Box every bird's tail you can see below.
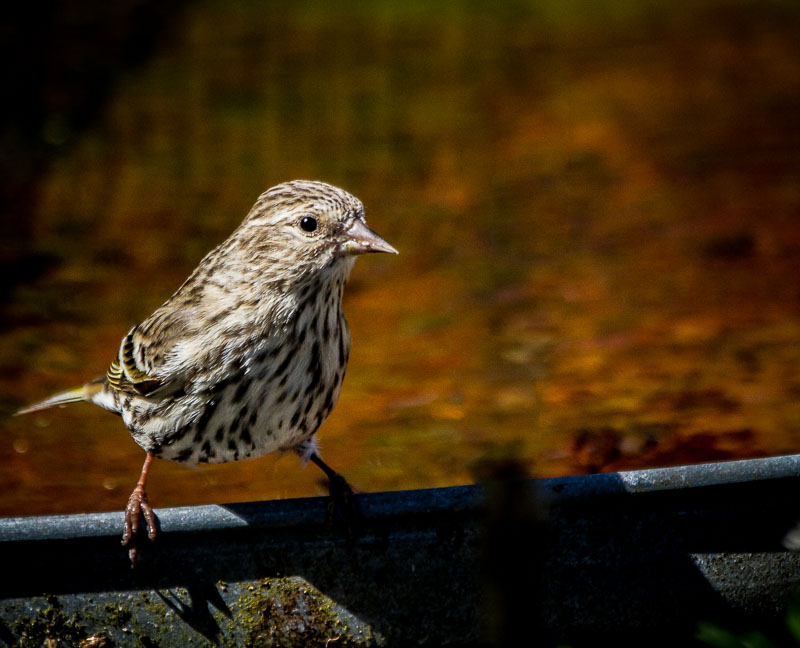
[16,381,105,415]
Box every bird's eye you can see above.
[299,216,318,233]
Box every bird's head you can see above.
[235,180,397,288]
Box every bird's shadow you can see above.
[156,580,232,645]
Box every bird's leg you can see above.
[121,452,159,567]
[309,452,359,537]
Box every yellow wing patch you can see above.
[107,330,163,396]
[121,332,153,384]
[106,360,124,391]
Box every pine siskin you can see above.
[18,180,397,566]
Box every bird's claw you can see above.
[122,485,158,567]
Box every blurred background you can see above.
[1,0,799,517]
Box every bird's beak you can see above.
[340,219,398,256]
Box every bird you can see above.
[17,180,398,566]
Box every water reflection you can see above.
[2,0,800,516]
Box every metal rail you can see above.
[2,454,800,646]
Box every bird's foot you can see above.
[308,453,361,539]
[121,485,159,567]
[325,471,360,539]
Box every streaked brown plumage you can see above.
[18,180,397,565]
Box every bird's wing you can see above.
[106,326,186,398]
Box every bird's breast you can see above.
[134,299,351,465]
